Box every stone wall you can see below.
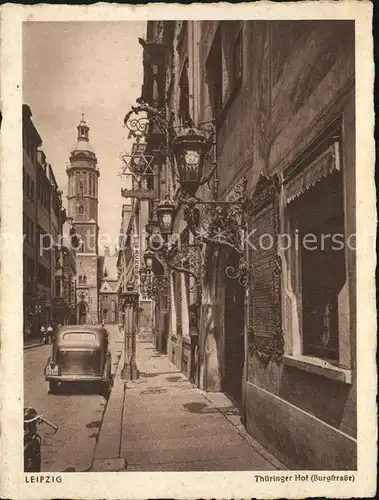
[196,20,356,465]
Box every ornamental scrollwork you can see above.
[248,330,284,365]
[144,275,170,308]
[247,173,285,365]
[225,258,254,288]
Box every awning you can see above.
[283,142,340,205]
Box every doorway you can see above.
[78,301,87,325]
[223,253,245,404]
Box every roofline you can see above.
[22,104,42,146]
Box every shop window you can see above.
[287,167,345,362]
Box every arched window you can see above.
[78,275,82,284]
[77,204,84,215]
[83,275,87,284]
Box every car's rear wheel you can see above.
[100,368,113,397]
[49,380,58,394]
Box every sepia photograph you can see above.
[0,3,376,499]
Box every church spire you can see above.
[77,112,89,142]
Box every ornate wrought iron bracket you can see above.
[142,274,170,303]
[180,176,248,257]
[156,242,202,283]
[225,259,254,288]
[124,103,169,137]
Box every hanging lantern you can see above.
[146,215,165,252]
[145,222,152,237]
[157,196,176,236]
[172,127,210,195]
[143,248,155,270]
[139,266,147,284]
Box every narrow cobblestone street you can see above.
[24,325,122,472]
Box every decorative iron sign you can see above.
[119,139,155,184]
[121,188,156,200]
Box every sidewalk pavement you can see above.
[24,337,43,349]
[92,335,286,472]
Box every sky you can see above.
[23,21,145,254]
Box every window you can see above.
[37,176,50,212]
[288,170,345,362]
[26,174,30,199]
[24,217,35,246]
[29,219,34,245]
[83,275,87,284]
[179,59,191,126]
[206,23,243,121]
[55,277,61,297]
[206,28,223,120]
[38,263,51,287]
[27,257,35,294]
[232,28,243,90]
[103,295,108,302]
[37,225,51,258]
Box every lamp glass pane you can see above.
[161,213,172,232]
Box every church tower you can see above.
[67,115,100,324]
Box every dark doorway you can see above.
[223,253,245,404]
[78,301,87,325]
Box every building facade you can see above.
[131,20,356,469]
[99,246,119,324]
[52,227,77,326]
[66,116,100,324]
[23,105,67,335]
[116,199,153,335]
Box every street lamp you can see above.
[123,103,253,287]
[156,196,175,236]
[172,127,211,195]
[143,248,155,270]
[139,265,147,284]
[120,280,139,381]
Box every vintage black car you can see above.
[44,325,113,395]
